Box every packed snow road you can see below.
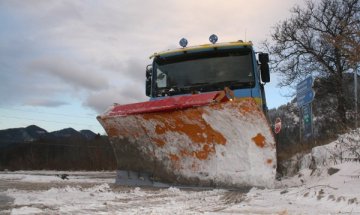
[0,171,245,214]
[2,130,360,214]
[0,165,359,215]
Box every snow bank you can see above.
[311,129,360,168]
[0,171,115,184]
[282,129,360,176]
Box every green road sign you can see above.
[302,103,313,139]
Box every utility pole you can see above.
[355,66,358,129]
[299,108,302,143]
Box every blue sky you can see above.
[0,0,300,133]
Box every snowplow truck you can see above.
[97,37,276,188]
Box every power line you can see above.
[0,107,96,119]
[25,143,107,148]
[0,115,98,127]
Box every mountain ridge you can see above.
[0,125,98,148]
[0,125,115,171]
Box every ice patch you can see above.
[167,187,181,193]
[86,183,111,193]
[132,187,146,196]
[11,206,43,215]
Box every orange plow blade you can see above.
[97,92,276,188]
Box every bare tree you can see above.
[267,0,360,125]
[330,32,360,67]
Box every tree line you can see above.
[266,0,360,128]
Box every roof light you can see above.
[179,38,188,48]
[209,34,218,44]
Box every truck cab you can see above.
[146,38,270,112]
[98,36,276,188]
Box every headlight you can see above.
[179,38,188,48]
[209,34,218,44]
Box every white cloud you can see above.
[0,0,301,112]
[29,57,109,91]
[24,99,68,107]
[85,83,147,113]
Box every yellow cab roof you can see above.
[150,41,253,59]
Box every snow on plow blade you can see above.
[97,91,276,188]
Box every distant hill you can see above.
[51,127,81,137]
[0,125,98,148]
[80,129,97,140]
[0,125,48,149]
[0,125,115,171]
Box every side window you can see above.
[156,68,167,88]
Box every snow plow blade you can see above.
[97,91,276,188]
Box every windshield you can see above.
[154,49,254,96]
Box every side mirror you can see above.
[258,53,270,83]
[145,65,152,97]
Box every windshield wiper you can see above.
[177,82,212,92]
[213,80,254,89]
[158,80,254,96]
[184,82,210,87]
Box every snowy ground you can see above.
[1,131,360,214]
